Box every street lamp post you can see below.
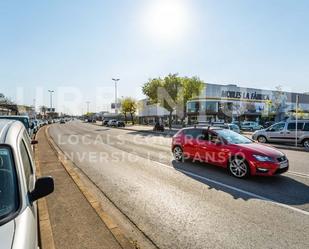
[295,94,299,147]
[48,90,54,112]
[112,78,120,114]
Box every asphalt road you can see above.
[49,121,309,249]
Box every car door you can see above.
[17,133,37,249]
[285,122,304,143]
[197,130,228,166]
[182,129,204,158]
[265,122,286,142]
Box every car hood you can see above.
[0,220,15,249]
[234,143,284,158]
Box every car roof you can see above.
[182,126,223,131]
[0,115,29,119]
[287,120,309,122]
[0,119,24,144]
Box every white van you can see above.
[252,120,309,148]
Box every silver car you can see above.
[252,120,309,148]
[0,120,54,249]
[211,123,240,133]
[240,121,262,131]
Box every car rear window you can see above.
[0,147,19,222]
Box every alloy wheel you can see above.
[173,147,183,162]
[303,140,309,149]
[257,136,267,143]
[229,158,248,178]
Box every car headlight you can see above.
[252,154,274,162]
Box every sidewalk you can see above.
[35,127,123,249]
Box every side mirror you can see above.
[31,140,38,145]
[29,176,54,202]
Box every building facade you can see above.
[137,99,177,125]
[187,83,309,124]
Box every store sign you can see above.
[221,90,270,100]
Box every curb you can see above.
[45,127,136,249]
[34,129,56,249]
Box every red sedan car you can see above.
[172,127,289,178]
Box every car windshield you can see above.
[0,147,19,222]
[216,129,252,144]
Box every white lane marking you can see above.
[153,161,309,216]
[287,171,309,179]
[52,124,309,216]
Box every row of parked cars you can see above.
[102,119,125,127]
[0,116,46,137]
[0,115,73,138]
[0,116,54,248]
[196,121,265,133]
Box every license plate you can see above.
[280,161,288,169]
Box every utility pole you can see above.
[48,90,54,112]
[295,94,299,147]
[112,78,120,114]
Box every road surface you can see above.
[49,121,309,249]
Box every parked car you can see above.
[102,120,109,126]
[263,121,275,128]
[31,120,39,134]
[60,119,65,124]
[107,119,117,127]
[211,123,240,133]
[0,115,34,136]
[153,122,165,132]
[0,119,54,249]
[116,121,125,127]
[252,120,309,148]
[240,121,262,131]
[172,127,289,178]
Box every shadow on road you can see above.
[95,128,110,132]
[172,160,309,207]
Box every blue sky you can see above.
[0,0,308,114]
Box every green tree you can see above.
[142,74,204,128]
[121,97,137,124]
[181,76,204,121]
[143,74,181,129]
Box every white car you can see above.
[0,119,54,249]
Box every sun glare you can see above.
[140,0,191,43]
